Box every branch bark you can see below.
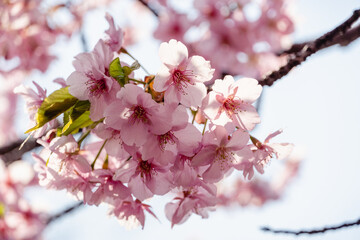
[279,24,360,55]
[260,9,360,87]
[261,217,360,235]
[137,0,159,17]
[46,202,83,225]
[0,138,39,166]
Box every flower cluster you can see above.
[0,0,117,74]
[151,0,293,79]
[0,0,119,151]
[23,13,293,228]
[0,160,46,240]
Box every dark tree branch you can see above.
[279,24,360,55]
[80,30,89,52]
[46,202,83,225]
[0,138,40,166]
[0,140,25,155]
[261,217,360,235]
[137,0,159,17]
[260,9,360,87]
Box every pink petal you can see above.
[234,104,260,131]
[202,92,222,120]
[227,129,249,150]
[268,143,294,160]
[154,65,172,92]
[233,77,262,103]
[192,146,216,167]
[120,122,149,146]
[159,39,188,67]
[146,173,172,195]
[67,72,89,100]
[175,123,202,156]
[128,175,154,201]
[180,82,207,108]
[202,161,226,183]
[186,55,214,83]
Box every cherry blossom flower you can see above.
[14,81,58,138]
[110,198,157,229]
[0,72,20,146]
[141,104,202,165]
[92,123,130,159]
[154,39,214,108]
[154,9,192,43]
[87,169,130,206]
[113,151,173,201]
[165,182,217,227]
[67,39,118,121]
[105,13,123,52]
[240,130,294,180]
[0,160,45,240]
[104,84,172,146]
[192,125,250,183]
[171,154,199,188]
[202,75,262,131]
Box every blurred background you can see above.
[7,0,360,239]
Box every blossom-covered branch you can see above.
[260,9,360,86]
[15,12,295,229]
[261,217,360,235]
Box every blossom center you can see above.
[223,96,241,113]
[138,160,154,181]
[172,69,194,93]
[215,146,235,169]
[129,105,150,125]
[85,75,107,98]
[158,131,177,150]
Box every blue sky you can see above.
[22,0,360,239]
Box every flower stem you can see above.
[91,139,108,170]
[202,119,208,135]
[129,78,146,84]
[121,48,150,75]
[77,130,91,147]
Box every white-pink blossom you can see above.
[154,39,214,108]
[192,125,250,183]
[202,75,262,131]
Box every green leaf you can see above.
[109,57,125,86]
[25,87,78,133]
[70,100,91,119]
[109,57,133,87]
[61,101,92,136]
[61,111,93,135]
[123,66,133,76]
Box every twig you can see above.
[261,217,360,235]
[46,202,83,225]
[0,138,40,166]
[279,24,360,55]
[137,0,159,17]
[80,28,89,52]
[0,140,25,155]
[260,9,360,87]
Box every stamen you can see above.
[172,69,195,93]
[215,146,236,170]
[158,131,177,150]
[138,160,154,181]
[128,105,150,125]
[85,74,107,98]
